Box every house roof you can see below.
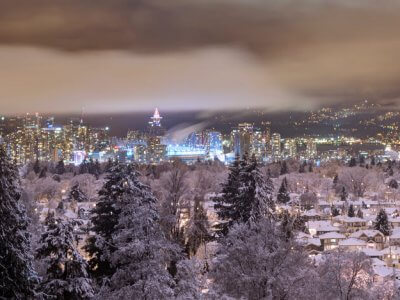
[339,238,367,246]
[350,230,384,239]
[319,232,346,239]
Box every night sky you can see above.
[1,0,400,114]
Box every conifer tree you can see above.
[349,157,357,167]
[347,204,355,218]
[277,177,290,204]
[99,166,179,299]
[33,159,41,174]
[333,174,338,186]
[79,159,89,174]
[36,213,94,299]
[299,161,307,173]
[68,182,88,202]
[213,155,242,236]
[214,154,275,235]
[84,163,135,280]
[331,206,340,217]
[280,161,288,175]
[371,156,376,166]
[308,163,313,172]
[356,207,363,219]
[375,209,390,236]
[340,187,348,201]
[0,147,37,299]
[238,154,275,224]
[55,160,66,175]
[389,179,399,189]
[39,167,47,178]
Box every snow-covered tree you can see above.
[349,157,357,167]
[36,214,94,299]
[348,204,355,217]
[389,178,398,189]
[158,161,189,245]
[331,206,340,217]
[374,208,390,236]
[0,147,37,299]
[277,177,290,204]
[55,160,65,175]
[185,196,211,257]
[340,186,348,201]
[357,207,364,219]
[316,250,373,300]
[211,219,314,299]
[213,155,242,236]
[67,182,88,202]
[84,163,134,280]
[174,258,205,299]
[98,167,180,299]
[280,160,288,175]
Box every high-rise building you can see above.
[306,138,317,159]
[284,138,297,158]
[233,123,253,157]
[147,108,166,163]
[251,129,267,161]
[271,133,281,161]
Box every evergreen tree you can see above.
[308,163,313,172]
[280,161,288,175]
[359,155,365,166]
[84,163,135,280]
[214,155,275,235]
[39,167,47,178]
[186,196,211,257]
[55,160,66,175]
[299,161,307,173]
[33,159,41,174]
[240,155,275,223]
[0,148,37,299]
[331,206,340,217]
[68,182,88,202]
[388,166,394,177]
[340,186,348,201]
[333,174,338,186]
[349,157,357,167]
[371,156,376,166]
[36,214,94,299]
[213,155,242,236]
[375,209,390,236]
[79,159,89,174]
[389,179,398,189]
[347,204,355,218]
[98,166,179,299]
[277,177,290,204]
[356,208,363,219]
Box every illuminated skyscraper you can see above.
[271,133,281,161]
[147,108,166,163]
[306,138,317,159]
[284,138,297,158]
[233,123,253,158]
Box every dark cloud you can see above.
[1,0,400,113]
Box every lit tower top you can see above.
[150,107,162,127]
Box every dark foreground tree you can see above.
[277,177,290,204]
[36,214,93,299]
[98,167,180,299]
[0,148,37,299]
[84,164,135,281]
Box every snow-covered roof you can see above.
[339,238,367,247]
[319,232,346,239]
[371,258,386,266]
[362,248,382,257]
[350,230,384,238]
[381,246,400,255]
[373,266,396,278]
